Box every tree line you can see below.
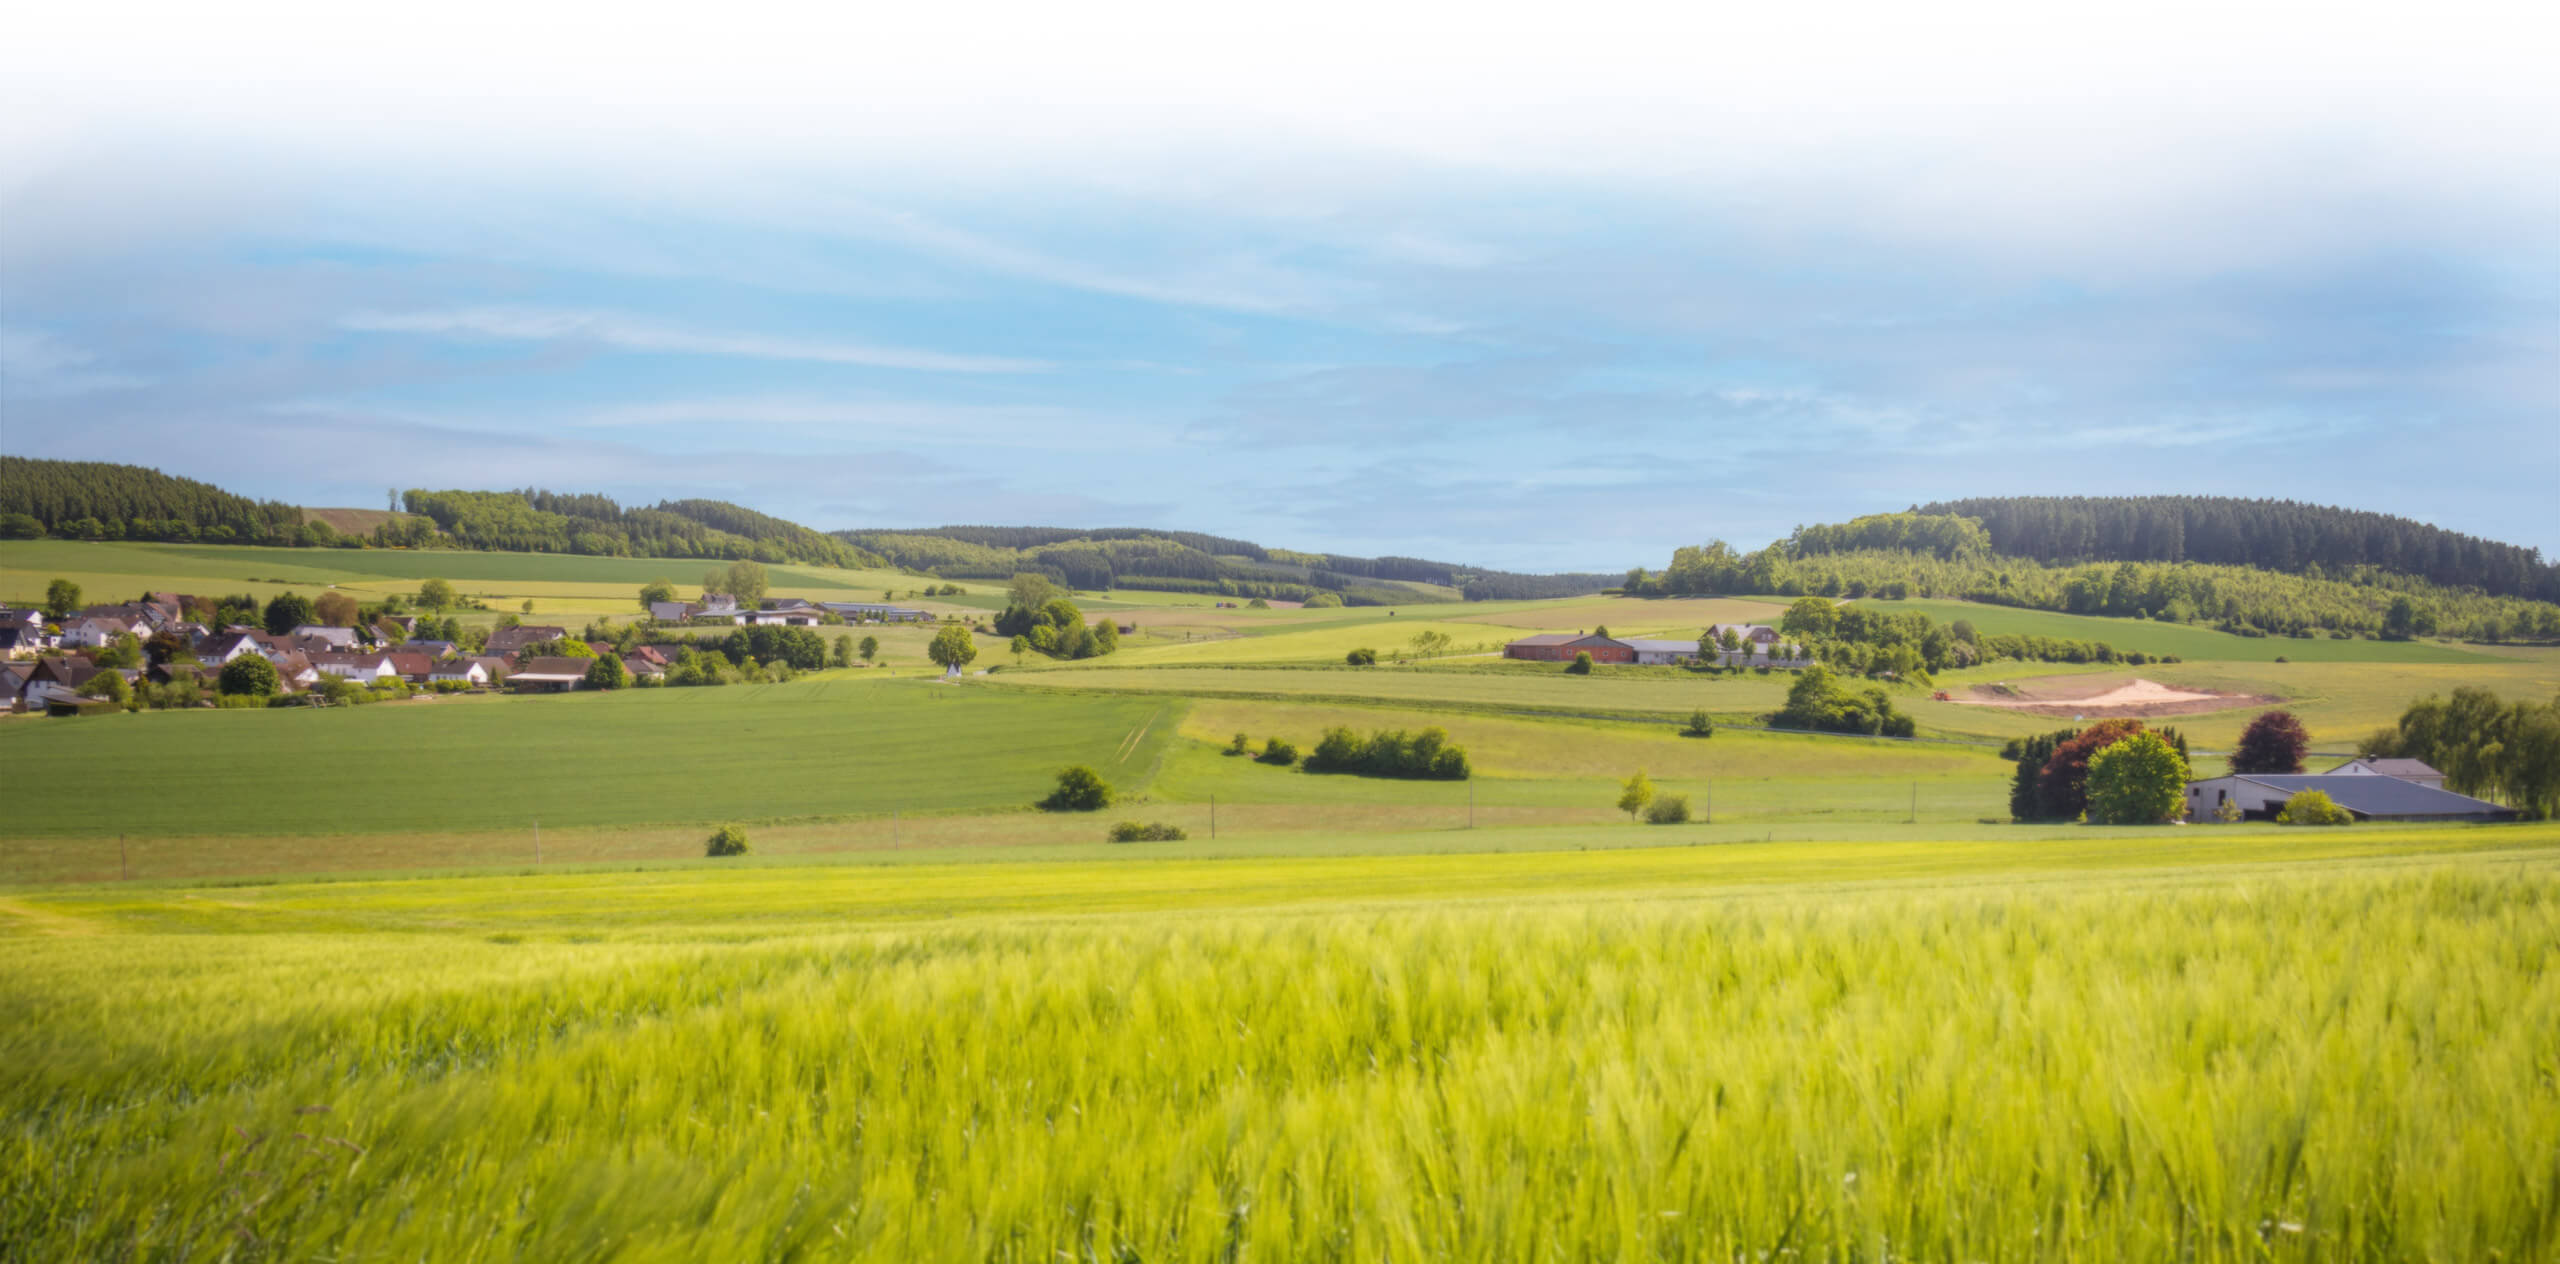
[2361,690,2560,819]
[1915,496,2560,601]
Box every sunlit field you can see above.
[3,830,2554,1260]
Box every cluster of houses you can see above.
[646,596,933,626]
[0,593,711,713]
[1504,624,1815,667]
[2184,757,2517,822]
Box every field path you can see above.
[1112,706,1165,765]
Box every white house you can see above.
[60,615,132,649]
[2323,757,2448,791]
[310,651,397,682]
[190,631,266,665]
[429,659,491,686]
[1624,638,1702,665]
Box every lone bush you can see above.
[1040,765,1114,812]
[1566,651,1593,674]
[2277,790,2354,825]
[1226,732,1251,756]
[705,824,752,856]
[1108,821,1188,842]
[1258,737,1299,766]
[1644,794,1692,824]
[1345,647,1378,666]
[1681,709,1714,738]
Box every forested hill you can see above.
[844,525,1614,604]
[385,490,882,567]
[1912,496,2558,602]
[0,458,877,567]
[0,457,304,544]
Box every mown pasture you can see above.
[3,831,2553,1260]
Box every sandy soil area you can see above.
[1955,676,2275,718]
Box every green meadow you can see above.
[3,831,2555,1260]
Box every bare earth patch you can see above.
[1956,676,2278,719]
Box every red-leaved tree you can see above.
[2230,709,2310,774]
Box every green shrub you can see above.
[1258,737,1298,766]
[1644,794,1692,824]
[1345,647,1378,666]
[1107,821,1188,842]
[2276,790,2354,825]
[1039,766,1114,812]
[217,654,279,697]
[1303,726,1467,779]
[705,824,752,856]
[1226,732,1251,756]
[1565,651,1593,674]
[1681,710,1714,738]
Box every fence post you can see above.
[534,819,541,865]
[1210,795,1216,840]
[120,833,128,881]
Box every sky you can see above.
[3,1,2555,574]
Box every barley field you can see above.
[3,830,2555,1261]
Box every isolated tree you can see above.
[521,599,535,615]
[583,655,629,690]
[705,824,752,856]
[1346,647,1378,666]
[1227,732,1252,756]
[2085,732,2190,824]
[830,635,852,668]
[724,561,769,608]
[1010,634,1030,665]
[1682,709,1714,738]
[417,578,458,611]
[314,591,360,627]
[1781,596,1838,639]
[44,578,80,618]
[1409,629,1453,658]
[928,624,978,671]
[2231,710,2311,775]
[1039,765,1114,812]
[262,592,317,636]
[639,578,677,612]
[859,635,879,662]
[1617,769,1656,821]
[218,654,279,697]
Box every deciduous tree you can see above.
[262,593,317,636]
[1617,769,1655,820]
[2231,710,2310,775]
[2086,732,2190,824]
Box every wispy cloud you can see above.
[0,326,150,397]
[340,307,1052,373]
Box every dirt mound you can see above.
[1955,676,2275,719]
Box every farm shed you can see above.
[1504,633,1635,663]
[2185,773,2518,822]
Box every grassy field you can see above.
[0,679,1181,846]
[3,828,2554,1259]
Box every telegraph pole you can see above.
[534,819,541,865]
[119,834,128,881]
[1210,795,1216,840]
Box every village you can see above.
[0,590,937,711]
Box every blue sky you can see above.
[3,3,2554,573]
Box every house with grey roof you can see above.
[2323,757,2447,791]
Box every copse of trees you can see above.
[1767,666,1915,738]
[2004,720,2192,822]
[390,488,881,566]
[1304,726,1471,780]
